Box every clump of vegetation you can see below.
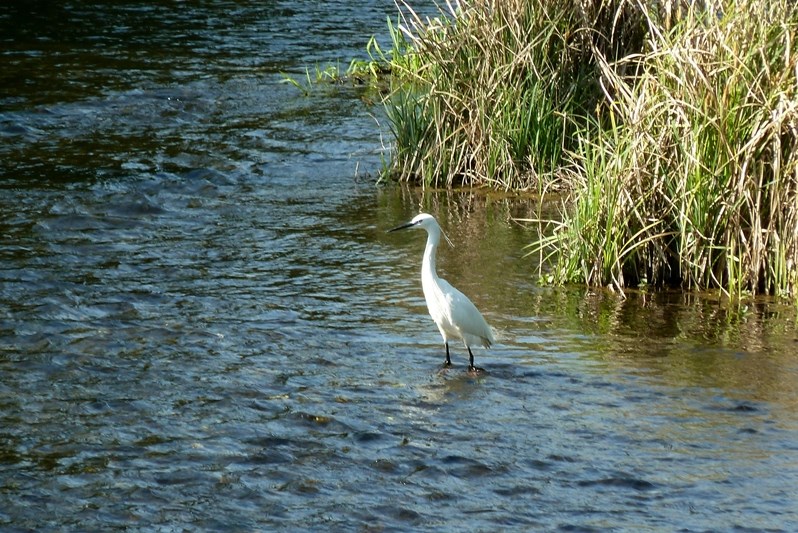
[384,0,798,299]
[382,0,648,188]
[535,0,798,297]
[280,33,397,97]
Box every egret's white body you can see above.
[389,213,494,372]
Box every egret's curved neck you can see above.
[422,226,441,281]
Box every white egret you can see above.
[388,213,494,373]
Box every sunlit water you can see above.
[2,2,798,531]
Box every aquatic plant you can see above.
[534,0,798,298]
[383,0,798,299]
[380,0,647,188]
[280,31,398,97]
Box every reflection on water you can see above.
[2,1,798,531]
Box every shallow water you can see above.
[2,2,798,531]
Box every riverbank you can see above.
[382,0,798,299]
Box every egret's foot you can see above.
[467,365,486,375]
[437,365,453,376]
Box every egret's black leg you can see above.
[444,342,452,367]
[467,347,485,373]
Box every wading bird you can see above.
[388,213,494,373]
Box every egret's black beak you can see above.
[387,220,416,233]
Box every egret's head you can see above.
[388,213,453,247]
[387,212,438,233]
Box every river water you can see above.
[2,2,798,531]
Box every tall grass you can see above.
[384,0,798,298]
[382,0,647,188]
[387,0,798,297]
[538,0,798,297]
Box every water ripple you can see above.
[2,0,798,531]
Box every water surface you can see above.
[2,1,798,531]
